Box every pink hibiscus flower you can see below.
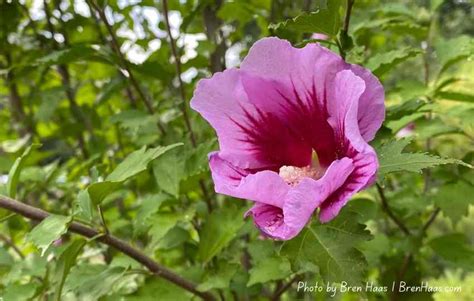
[191,37,385,240]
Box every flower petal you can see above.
[190,69,269,169]
[209,152,289,208]
[246,157,354,240]
[319,70,379,222]
[241,37,384,143]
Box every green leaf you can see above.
[247,256,292,286]
[198,206,246,264]
[197,262,239,292]
[64,265,126,299]
[35,44,112,67]
[133,194,167,236]
[53,239,87,301]
[152,149,183,198]
[436,36,474,76]
[435,90,474,103]
[27,214,72,256]
[148,212,186,247]
[376,139,472,178]
[7,144,40,198]
[269,0,342,37]
[434,182,474,224]
[124,278,191,301]
[1,135,30,153]
[73,190,94,222]
[386,99,426,121]
[87,143,182,205]
[3,283,38,301]
[107,144,182,181]
[280,212,371,285]
[366,48,422,77]
[429,233,474,271]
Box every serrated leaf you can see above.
[87,143,182,205]
[280,211,371,285]
[436,35,474,76]
[27,214,72,256]
[247,256,292,286]
[429,233,474,271]
[53,239,86,301]
[269,0,342,37]
[198,206,246,264]
[386,99,427,121]
[7,144,41,198]
[35,44,112,66]
[376,139,471,178]
[367,48,422,77]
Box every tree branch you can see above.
[0,233,25,259]
[0,195,216,301]
[338,0,355,60]
[342,0,355,36]
[421,207,440,233]
[161,0,197,146]
[43,0,90,158]
[376,183,411,236]
[391,253,412,301]
[202,0,227,73]
[86,0,166,134]
[271,275,300,301]
[161,0,213,211]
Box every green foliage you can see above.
[6,144,40,198]
[434,182,474,224]
[366,48,423,77]
[429,234,474,271]
[269,0,342,37]
[247,256,292,286]
[281,212,371,286]
[376,138,470,178]
[26,214,72,256]
[87,144,181,205]
[52,239,87,300]
[198,206,246,264]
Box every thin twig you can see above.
[391,253,412,301]
[339,0,355,60]
[376,183,411,236]
[87,0,166,134]
[0,233,25,259]
[161,0,213,211]
[0,195,216,301]
[271,275,300,301]
[421,207,440,233]
[161,0,197,146]
[43,0,90,158]
[342,0,355,36]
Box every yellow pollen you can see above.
[278,165,324,186]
